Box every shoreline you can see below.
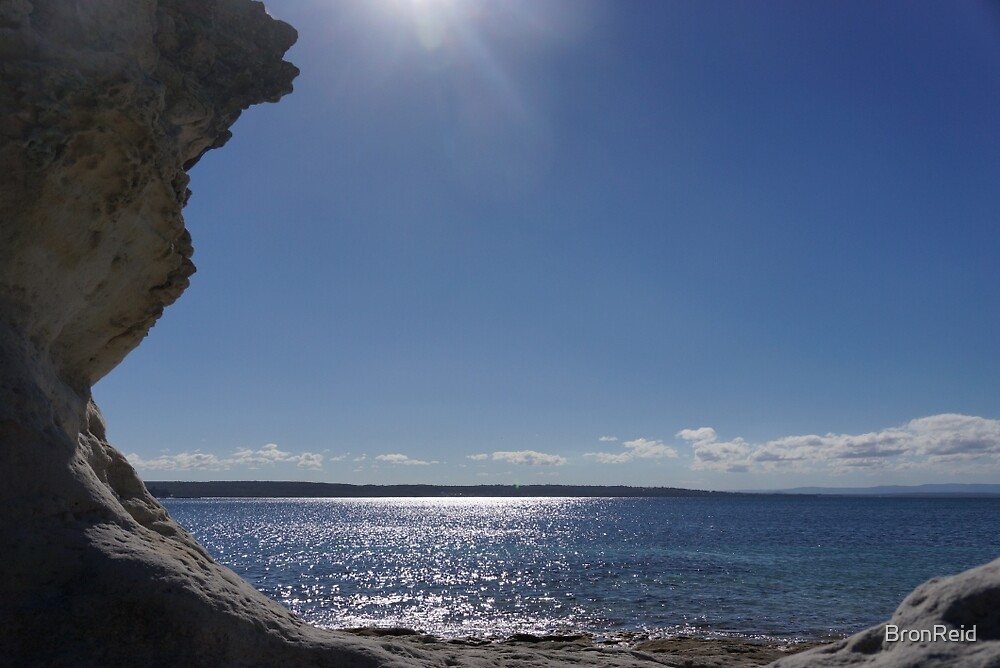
[337,627,832,667]
[147,480,741,499]
[339,625,842,645]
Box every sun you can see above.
[404,0,456,8]
[396,0,462,51]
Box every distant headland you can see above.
[146,481,737,499]
[146,480,1000,499]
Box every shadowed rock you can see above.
[0,1,408,666]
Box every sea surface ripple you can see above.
[163,496,1000,641]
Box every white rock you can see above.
[770,558,1000,667]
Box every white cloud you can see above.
[589,451,633,464]
[230,443,287,467]
[126,451,225,471]
[491,450,567,466]
[908,414,1000,459]
[127,443,324,472]
[586,437,679,464]
[231,443,324,469]
[677,428,754,473]
[682,414,1000,474]
[623,437,678,459]
[598,435,619,442]
[677,427,718,444]
[294,452,325,469]
[375,453,432,466]
[466,453,489,461]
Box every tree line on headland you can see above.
[146,481,737,499]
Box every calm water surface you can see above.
[163,496,1000,641]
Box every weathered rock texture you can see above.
[769,557,1000,668]
[0,1,409,666]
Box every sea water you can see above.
[162,495,1000,642]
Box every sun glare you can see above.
[398,0,461,50]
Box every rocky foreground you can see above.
[1,1,998,666]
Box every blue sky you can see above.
[95,0,1000,490]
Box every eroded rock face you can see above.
[0,0,298,390]
[0,2,408,666]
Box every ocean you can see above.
[162,495,1000,642]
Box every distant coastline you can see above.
[145,480,1000,499]
[765,483,1000,498]
[146,481,737,499]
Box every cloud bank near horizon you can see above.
[681,414,1000,474]
[127,443,324,471]
[466,450,569,466]
[586,438,679,464]
[375,453,434,466]
[125,414,1000,480]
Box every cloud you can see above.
[466,453,489,461]
[598,435,619,442]
[230,443,287,467]
[677,427,718,443]
[677,428,754,473]
[682,414,1000,474]
[589,451,632,464]
[127,443,324,471]
[491,450,567,466]
[375,453,432,466]
[907,414,1000,459]
[231,443,324,469]
[587,437,679,464]
[126,451,226,471]
[623,438,679,459]
[294,452,325,469]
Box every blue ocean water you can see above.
[163,496,1000,642]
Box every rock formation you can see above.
[0,1,407,666]
[770,557,1000,667]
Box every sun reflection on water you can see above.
[165,495,1000,641]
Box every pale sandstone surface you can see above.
[1,1,997,667]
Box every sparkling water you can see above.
[163,495,1000,642]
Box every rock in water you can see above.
[0,2,406,666]
[769,557,1000,667]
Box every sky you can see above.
[94,0,1000,491]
